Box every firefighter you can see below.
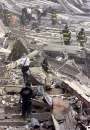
[51,11,57,25]
[20,82,33,119]
[62,25,71,45]
[77,28,87,47]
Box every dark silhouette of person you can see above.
[41,57,49,72]
[20,82,33,119]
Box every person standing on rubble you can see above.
[3,32,10,48]
[41,57,49,73]
[27,7,32,22]
[20,53,30,83]
[20,8,28,28]
[20,82,33,119]
[62,24,71,45]
[77,28,87,47]
[36,6,43,25]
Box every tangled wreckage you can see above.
[0,0,90,130]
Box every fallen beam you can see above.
[6,50,39,69]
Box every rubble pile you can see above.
[52,97,69,120]
[5,69,23,85]
[0,94,19,106]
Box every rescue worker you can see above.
[41,57,49,73]
[62,25,71,45]
[27,7,32,21]
[77,28,87,47]
[20,82,33,119]
[3,32,10,48]
[20,14,27,27]
[51,11,57,26]
[22,8,27,17]
[20,8,28,27]
[36,6,43,25]
[20,53,30,83]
